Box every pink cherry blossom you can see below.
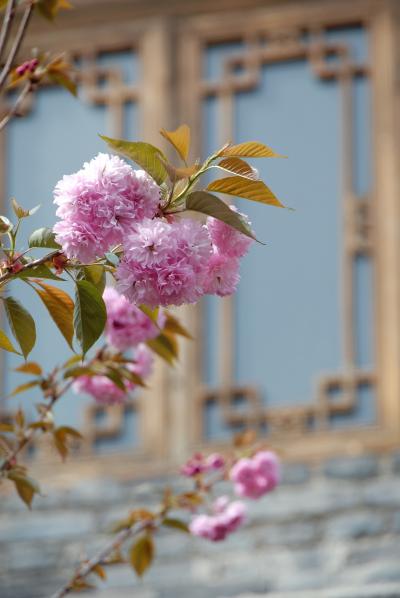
[230,450,280,500]
[116,217,212,308]
[207,205,253,258]
[53,153,160,262]
[203,252,240,297]
[103,286,164,351]
[72,344,153,405]
[180,453,207,477]
[206,453,225,470]
[181,452,225,477]
[189,497,246,542]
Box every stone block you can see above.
[324,456,379,480]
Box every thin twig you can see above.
[0,379,73,473]
[0,0,17,64]
[0,79,31,131]
[0,1,34,92]
[50,520,152,598]
[0,249,62,285]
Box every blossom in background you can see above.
[53,153,160,262]
[103,286,164,351]
[72,344,153,405]
[207,205,253,259]
[189,496,246,542]
[181,452,225,477]
[230,450,280,499]
[116,217,212,308]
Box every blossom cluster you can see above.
[188,449,280,543]
[72,286,157,405]
[53,153,253,308]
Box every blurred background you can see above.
[1,0,400,596]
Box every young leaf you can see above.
[160,124,190,162]
[3,297,36,359]
[129,534,154,577]
[0,215,12,234]
[186,191,256,240]
[31,281,74,350]
[7,471,40,509]
[221,141,285,158]
[48,70,77,97]
[28,227,61,249]
[11,198,29,219]
[164,313,192,339]
[147,333,178,365]
[162,518,189,533]
[37,0,73,21]
[15,362,42,375]
[56,425,83,440]
[217,157,258,180]
[74,280,106,356]
[100,136,167,185]
[9,380,40,397]
[0,329,21,355]
[207,176,285,208]
[53,429,68,461]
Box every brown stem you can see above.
[0,0,17,64]
[0,79,31,131]
[0,380,73,474]
[0,249,62,285]
[0,1,33,92]
[50,520,154,598]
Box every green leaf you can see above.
[186,191,256,240]
[17,264,64,281]
[147,333,178,365]
[3,296,36,359]
[129,534,154,577]
[74,280,106,357]
[160,124,191,161]
[32,280,74,350]
[207,176,285,208]
[216,157,258,180]
[0,329,21,354]
[162,517,189,533]
[63,365,96,379]
[221,141,285,158]
[100,135,167,185]
[139,305,160,327]
[28,227,61,249]
[77,265,106,295]
[15,362,42,375]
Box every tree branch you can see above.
[0,1,33,92]
[0,79,31,131]
[0,0,17,64]
[0,249,62,285]
[0,379,73,474]
[50,520,154,598]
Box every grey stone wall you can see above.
[1,453,400,598]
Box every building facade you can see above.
[1,0,400,595]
